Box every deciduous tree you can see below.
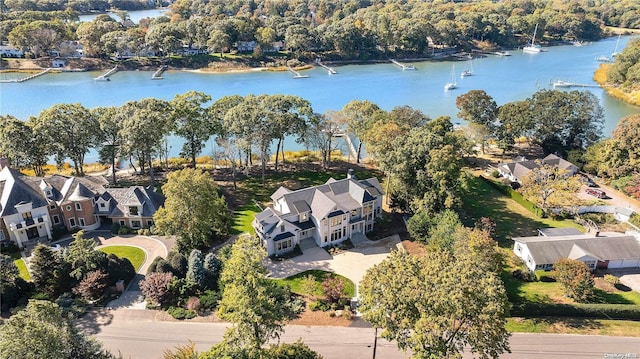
[519,161,582,211]
[73,270,109,300]
[0,300,113,359]
[140,272,174,306]
[553,258,594,303]
[170,91,214,168]
[153,168,230,253]
[456,90,498,154]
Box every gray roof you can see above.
[107,186,164,217]
[538,228,583,237]
[499,154,578,182]
[0,167,49,216]
[273,232,295,242]
[514,233,640,265]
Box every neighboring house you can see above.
[0,161,164,249]
[236,41,257,52]
[513,231,640,272]
[0,45,24,58]
[253,170,384,256]
[51,59,66,68]
[497,154,579,183]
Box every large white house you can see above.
[252,170,384,256]
[513,231,640,272]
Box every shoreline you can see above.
[594,64,640,107]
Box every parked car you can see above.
[585,188,606,198]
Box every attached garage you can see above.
[607,258,640,269]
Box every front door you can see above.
[26,227,39,240]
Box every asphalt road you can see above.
[84,309,640,359]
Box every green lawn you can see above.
[15,258,30,281]
[462,175,583,246]
[99,246,146,271]
[507,317,640,336]
[230,203,261,235]
[272,270,355,298]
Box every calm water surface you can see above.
[1,35,638,162]
[77,8,169,23]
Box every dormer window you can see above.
[75,203,82,211]
[46,190,52,197]
[280,224,285,232]
[300,212,308,222]
[100,202,106,208]
[129,206,139,215]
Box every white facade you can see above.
[3,202,52,248]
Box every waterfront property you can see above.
[0,160,164,248]
[513,231,640,272]
[497,154,579,183]
[252,170,383,256]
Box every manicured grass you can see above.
[15,258,30,281]
[462,175,583,246]
[507,317,640,336]
[99,246,146,271]
[230,203,261,235]
[273,270,355,298]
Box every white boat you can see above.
[293,74,309,79]
[460,58,473,77]
[93,76,110,81]
[444,64,457,91]
[552,80,572,88]
[573,40,585,47]
[403,64,416,71]
[495,51,511,56]
[596,54,613,63]
[612,34,622,57]
[523,24,543,53]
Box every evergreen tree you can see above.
[186,249,205,287]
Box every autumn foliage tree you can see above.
[73,270,109,301]
[553,259,595,303]
[321,274,344,303]
[519,162,582,212]
[140,272,174,306]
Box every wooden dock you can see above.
[152,65,168,80]
[334,132,358,160]
[95,65,118,80]
[315,59,337,75]
[390,59,416,70]
[287,66,309,79]
[0,68,52,83]
[552,80,600,89]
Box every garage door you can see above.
[608,260,625,269]
[621,259,640,268]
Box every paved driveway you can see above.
[95,235,168,275]
[266,235,401,296]
[608,269,640,292]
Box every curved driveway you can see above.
[95,235,168,274]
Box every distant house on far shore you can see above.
[497,154,578,183]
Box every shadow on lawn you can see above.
[462,176,562,247]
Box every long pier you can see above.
[95,65,118,80]
[315,59,337,75]
[334,132,358,161]
[152,65,168,80]
[0,68,52,83]
[390,59,416,70]
[287,66,309,79]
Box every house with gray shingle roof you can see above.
[253,170,383,256]
[498,154,578,183]
[513,231,640,272]
[0,162,164,248]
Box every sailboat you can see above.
[444,64,457,91]
[597,34,622,62]
[461,58,473,77]
[523,24,543,53]
[612,34,622,57]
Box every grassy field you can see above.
[14,258,30,281]
[99,246,146,271]
[462,175,583,246]
[507,317,640,336]
[230,203,261,235]
[272,270,355,298]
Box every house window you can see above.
[330,216,342,227]
[147,220,153,226]
[129,206,139,215]
[131,220,141,228]
[46,190,52,197]
[300,213,307,221]
[22,212,33,221]
[277,239,292,251]
[280,224,285,232]
[50,204,56,210]
[0,231,4,240]
[79,218,85,227]
[66,205,72,211]
[331,228,343,241]
[516,244,522,253]
[52,215,60,224]
[119,220,125,226]
[351,209,357,216]
[363,204,373,220]
[69,218,76,227]
[75,203,82,211]
[99,202,106,209]
[324,234,327,243]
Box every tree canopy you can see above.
[153,168,230,253]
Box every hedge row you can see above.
[479,176,544,217]
[511,302,640,320]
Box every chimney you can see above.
[0,157,9,170]
[347,169,355,180]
